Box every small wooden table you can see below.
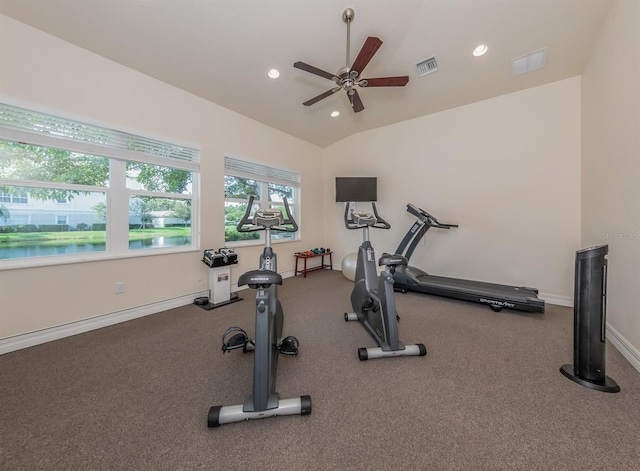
[295,251,333,277]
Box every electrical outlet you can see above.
[115,282,125,294]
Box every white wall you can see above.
[582,0,640,355]
[0,15,324,339]
[324,77,582,302]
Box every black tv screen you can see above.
[335,177,377,202]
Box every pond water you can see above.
[0,236,191,260]
[129,236,191,250]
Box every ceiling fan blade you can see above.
[303,88,341,106]
[350,37,383,75]
[294,61,336,81]
[361,76,410,87]
[349,89,365,113]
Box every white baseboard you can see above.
[607,323,640,374]
[0,290,209,355]
[539,293,573,307]
[3,276,638,376]
[1,270,300,356]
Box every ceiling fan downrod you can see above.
[343,8,354,69]
[340,8,362,95]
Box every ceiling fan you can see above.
[294,8,409,113]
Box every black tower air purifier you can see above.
[560,245,620,393]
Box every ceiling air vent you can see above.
[416,57,438,77]
[511,47,547,76]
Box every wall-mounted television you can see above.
[335,177,377,202]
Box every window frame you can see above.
[0,103,200,269]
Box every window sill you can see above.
[0,246,200,271]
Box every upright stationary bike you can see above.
[343,203,427,361]
[208,196,311,427]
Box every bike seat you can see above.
[378,253,408,268]
[237,269,283,289]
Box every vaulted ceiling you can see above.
[0,0,613,147]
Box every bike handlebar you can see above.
[236,196,299,233]
[344,202,391,230]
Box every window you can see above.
[224,156,300,244]
[0,192,27,204]
[0,103,200,265]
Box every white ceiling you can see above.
[0,0,613,148]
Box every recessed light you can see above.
[268,69,280,79]
[331,111,340,118]
[473,44,488,57]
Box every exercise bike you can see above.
[207,196,311,427]
[343,203,427,361]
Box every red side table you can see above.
[294,251,333,277]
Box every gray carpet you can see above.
[1,270,639,470]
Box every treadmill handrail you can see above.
[396,203,458,261]
[406,203,458,229]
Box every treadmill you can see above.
[392,204,545,313]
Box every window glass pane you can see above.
[224,201,260,242]
[0,186,107,260]
[128,196,192,250]
[268,183,294,203]
[268,184,296,240]
[126,162,192,194]
[1,189,27,204]
[224,176,260,199]
[269,205,295,240]
[0,139,109,186]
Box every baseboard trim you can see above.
[0,290,209,355]
[3,279,638,375]
[539,293,573,307]
[607,323,640,374]
[1,270,299,355]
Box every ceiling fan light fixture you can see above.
[268,68,280,79]
[473,44,488,57]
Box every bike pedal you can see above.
[221,327,253,353]
[278,336,299,356]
